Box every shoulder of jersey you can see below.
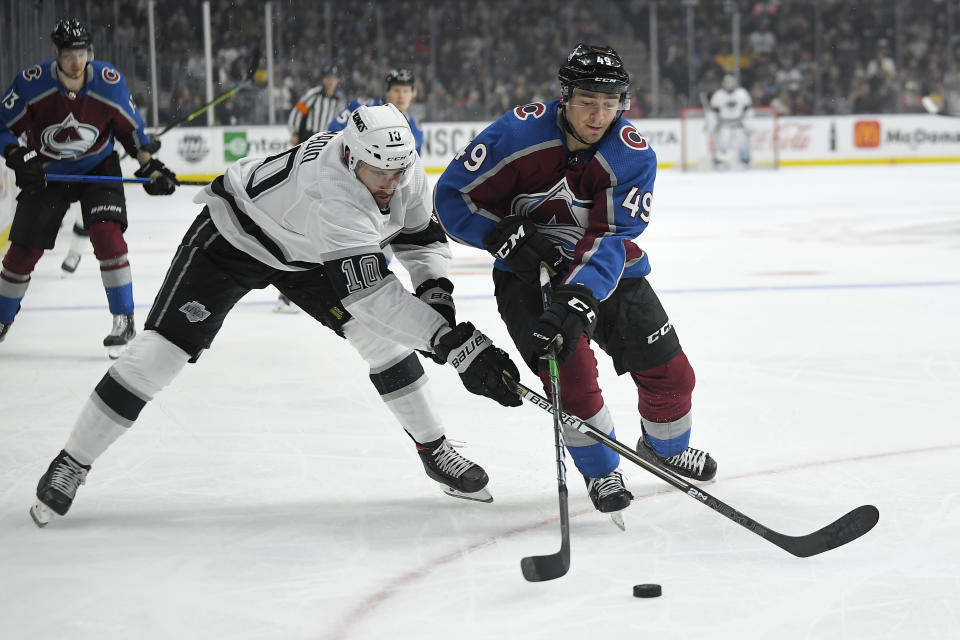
[11,61,57,96]
[88,61,126,89]
[604,118,654,156]
[594,119,656,181]
[488,99,560,146]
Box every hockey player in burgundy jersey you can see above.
[0,18,178,355]
[29,104,522,528]
[434,44,718,517]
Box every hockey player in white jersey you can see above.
[29,104,522,527]
[709,74,754,169]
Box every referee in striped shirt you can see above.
[287,65,345,145]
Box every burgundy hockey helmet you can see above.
[559,43,631,108]
[51,18,92,51]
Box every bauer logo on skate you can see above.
[179,301,211,323]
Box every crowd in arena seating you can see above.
[43,0,960,125]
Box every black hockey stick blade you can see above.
[509,378,880,558]
[520,485,571,581]
[766,504,879,558]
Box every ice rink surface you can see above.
[1,164,958,640]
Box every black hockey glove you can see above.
[482,216,564,285]
[134,157,178,195]
[415,277,456,326]
[432,322,522,407]
[414,277,456,364]
[532,284,599,365]
[4,145,46,195]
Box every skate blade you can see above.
[609,511,626,531]
[29,500,55,528]
[272,303,300,314]
[442,486,493,503]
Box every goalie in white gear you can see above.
[709,74,754,169]
[29,104,522,527]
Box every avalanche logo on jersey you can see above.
[509,177,591,257]
[513,102,546,120]
[101,67,121,84]
[40,113,100,160]
[620,125,649,150]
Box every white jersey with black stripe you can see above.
[193,130,449,351]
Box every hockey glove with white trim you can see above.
[134,158,178,195]
[415,277,456,364]
[432,322,522,407]
[482,215,564,285]
[4,145,46,195]
[532,284,599,365]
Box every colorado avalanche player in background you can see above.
[434,44,718,521]
[327,68,423,153]
[0,18,178,355]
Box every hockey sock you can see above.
[89,222,134,315]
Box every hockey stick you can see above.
[520,265,571,582]
[45,173,209,186]
[153,45,261,138]
[508,379,880,558]
[119,44,261,161]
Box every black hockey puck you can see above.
[633,583,662,598]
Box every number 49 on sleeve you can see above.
[621,186,652,222]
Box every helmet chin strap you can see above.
[559,103,592,147]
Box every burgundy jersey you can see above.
[434,100,655,301]
[0,59,150,174]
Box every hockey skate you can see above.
[416,436,492,503]
[636,428,717,482]
[273,294,299,314]
[30,450,91,528]
[60,251,82,273]
[0,320,11,343]
[103,313,136,359]
[585,469,633,531]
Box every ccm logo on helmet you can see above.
[620,125,648,151]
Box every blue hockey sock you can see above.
[104,283,134,316]
[644,428,691,458]
[0,294,22,323]
[567,428,620,478]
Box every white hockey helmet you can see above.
[341,103,416,172]
[722,74,738,91]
